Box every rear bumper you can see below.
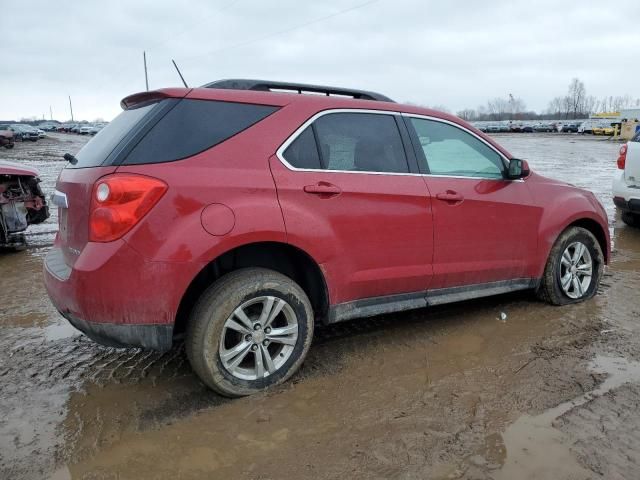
[612,170,640,211]
[63,311,173,350]
[43,240,198,351]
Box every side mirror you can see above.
[507,158,530,180]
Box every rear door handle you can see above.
[435,191,464,203]
[303,183,342,196]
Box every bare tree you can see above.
[567,78,586,119]
[456,109,477,121]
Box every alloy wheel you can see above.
[219,296,298,381]
[559,241,593,299]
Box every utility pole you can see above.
[143,51,149,91]
[68,96,74,122]
[50,105,53,121]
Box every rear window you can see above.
[122,99,278,165]
[70,102,158,168]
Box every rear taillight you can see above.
[89,174,167,242]
[617,144,628,170]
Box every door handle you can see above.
[303,183,342,196]
[435,190,464,203]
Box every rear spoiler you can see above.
[120,88,191,110]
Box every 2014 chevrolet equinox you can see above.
[44,80,610,396]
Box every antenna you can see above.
[68,96,74,122]
[143,51,149,91]
[172,59,189,88]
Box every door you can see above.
[405,116,541,289]
[270,111,434,305]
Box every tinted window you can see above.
[283,127,321,169]
[313,113,408,173]
[410,118,504,178]
[123,99,278,165]
[70,102,158,168]
[633,130,640,142]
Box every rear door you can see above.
[404,115,541,289]
[624,132,640,186]
[270,110,434,305]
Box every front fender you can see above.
[533,186,609,277]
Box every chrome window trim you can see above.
[275,108,523,182]
[275,108,422,177]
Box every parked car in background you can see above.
[579,120,596,134]
[522,124,534,133]
[8,125,38,142]
[79,125,93,135]
[0,126,15,149]
[593,123,615,136]
[89,124,106,135]
[613,130,640,227]
[38,123,59,132]
[534,123,554,132]
[36,129,46,138]
[44,79,610,397]
[486,124,500,133]
[561,123,580,133]
[0,161,49,246]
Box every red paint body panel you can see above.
[44,86,611,344]
[424,176,541,288]
[269,157,434,304]
[0,160,39,177]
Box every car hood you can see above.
[0,160,39,177]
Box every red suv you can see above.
[44,79,609,396]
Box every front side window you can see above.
[409,118,505,179]
[313,113,409,173]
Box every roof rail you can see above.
[202,79,394,103]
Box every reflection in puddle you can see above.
[494,356,640,479]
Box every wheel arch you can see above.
[173,241,329,339]
[567,217,609,264]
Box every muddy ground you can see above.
[1,132,639,480]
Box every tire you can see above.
[5,144,14,149]
[186,268,314,397]
[536,226,604,305]
[622,211,640,228]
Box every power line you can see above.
[179,0,379,63]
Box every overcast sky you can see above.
[3,0,639,121]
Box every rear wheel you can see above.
[622,211,640,228]
[536,227,604,305]
[186,268,314,397]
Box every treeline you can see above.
[456,78,640,122]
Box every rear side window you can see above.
[282,127,321,169]
[71,102,158,168]
[123,100,278,165]
[313,113,409,173]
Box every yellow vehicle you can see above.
[593,124,615,136]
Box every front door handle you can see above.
[303,183,342,196]
[435,190,464,204]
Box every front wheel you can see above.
[186,268,314,397]
[536,226,604,305]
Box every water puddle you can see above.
[492,355,640,479]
